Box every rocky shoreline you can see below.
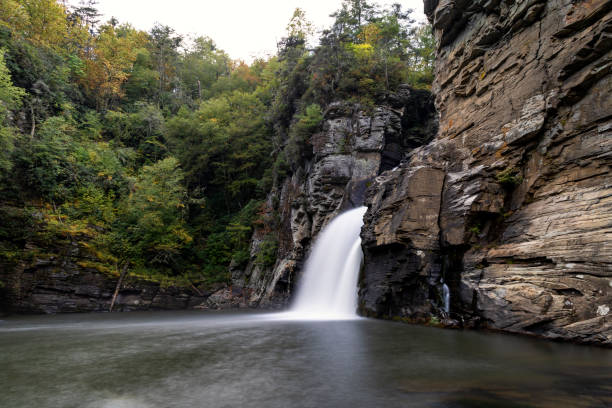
[0,253,250,315]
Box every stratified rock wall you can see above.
[0,228,242,314]
[0,252,216,314]
[360,0,612,345]
[234,88,437,307]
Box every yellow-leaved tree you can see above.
[82,23,148,110]
[0,0,69,50]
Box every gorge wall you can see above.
[0,88,438,315]
[232,88,437,307]
[359,0,611,345]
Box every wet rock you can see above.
[360,166,445,319]
[206,288,243,309]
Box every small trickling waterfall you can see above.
[442,283,450,314]
[289,206,367,319]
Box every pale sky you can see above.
[92,0,426,62]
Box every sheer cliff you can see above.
[359,0,611,345]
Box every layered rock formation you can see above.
[360,0,612,345]
[0,233,241,314]
[233,88,436,307]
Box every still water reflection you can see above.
[0,311,610,408]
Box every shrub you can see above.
[496,167,523,187]
[256,236,278,268]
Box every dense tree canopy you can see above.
[0,0,435,286]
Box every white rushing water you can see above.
[442,283,450,314]
[288,206,367,320]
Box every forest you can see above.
[0,0,434,288]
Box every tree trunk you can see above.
[385,57,389,91]
[30,103,35,139]
[52,201,63,225]
[109,263,129,312]
[190,283,203,297]
[158,47,164,108]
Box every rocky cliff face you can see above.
[360,0,611,345]
[233,88,437,307]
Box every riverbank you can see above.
[0,257,249,314]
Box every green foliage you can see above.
[200,231,232,280]
[123,48,158,103]
[256,236,279,268]
[0,48,24,172]
[0,0,435,287]
[285,103,323,169]
[0,48,25,115]
[13,116,77,201]
[0,205,34,262]
[272,154,289,185]
[496,167,523,187]
[167,90,272,214]
[178,37,230,103]
[10,114,130,204]
[64,184,116,226]
[406,24,435,88]
[0,125,16,172]
[0,25,82,120]
[104,103,166,164]
[198,200,263,282]
[106,157,191,270]
[148,24,183,110]
[304,1,433,107]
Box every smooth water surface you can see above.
[1,311,611,408]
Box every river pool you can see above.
[1,311,610,407]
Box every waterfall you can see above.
[442,283,450,314]
[289,206,367,319]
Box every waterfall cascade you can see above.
[288,207,367,320]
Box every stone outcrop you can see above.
[360,165,446,319]
[360,0,612,345]
[233,88,437,307]
[0,237,242,314]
